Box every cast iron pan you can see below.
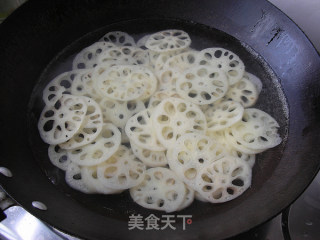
[0,0,320,239]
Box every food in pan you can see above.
[38,29,281,212]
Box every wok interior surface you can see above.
[0,0,319,239]
[29,18,288,226]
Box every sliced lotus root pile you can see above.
[151,97,207,148]
[225,74,259,108]
[177,66,229,105]
[97,145,146,190]
[207,118,263,154]
[67,123,121,166]
[147,91,181,113]
[60,97,103,149]
[245,72,263,94]
[205,100,244,132]
[228,108,281,151]
[196,48,245,85]
[195,156,252,203]
[168,133,227,189]
[224,128,264,155]
[99,31,136,47]
[48,145,71,171]
[177,184,195,211]
[42,70,85,106]
[229,149,256,168]
[97,46,149,66]
[125,109,165,151]
[81,166,123,194]
[72,41,115,69]
[195,191,209,202]
[38,30,282,211]
[163,50,198,73]
[99,98,145,127]
[206,129,228,145]
[145,29,191,53]
[137,34,151,50]
[130,167,186,212]
[91,60,126,83]
[157,68,182,92]
[38,95,88,144]
[154,49,188,77]
[154,52,176,74]
[130,141,167,167]
[99,98,145,143]
[147,51,161,69]
[135,69,159,100]
[206,130,256,168]
[90,60,141,101]
[199,102,217,113]
[65,163,96,194]
[96,65,157,101]
[70,69,102,101]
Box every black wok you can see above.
[0,0,320,239]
